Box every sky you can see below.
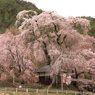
[26,0,95,17]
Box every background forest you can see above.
[0,0,42,32]
[0,0,95,37]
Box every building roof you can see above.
[36,65,50,73]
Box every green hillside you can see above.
[81,16,95,37]
[0,0,42,32]
[72,16,95,37]
[0,0,95,37]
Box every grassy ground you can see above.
[0,81,78,91]
[0,82,79,95]
[0,91,74,95]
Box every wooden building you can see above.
[36,65,52,84]
[37,65,68,85]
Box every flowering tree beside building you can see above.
[0,31,37,83]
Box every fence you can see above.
[0,87,94,95]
